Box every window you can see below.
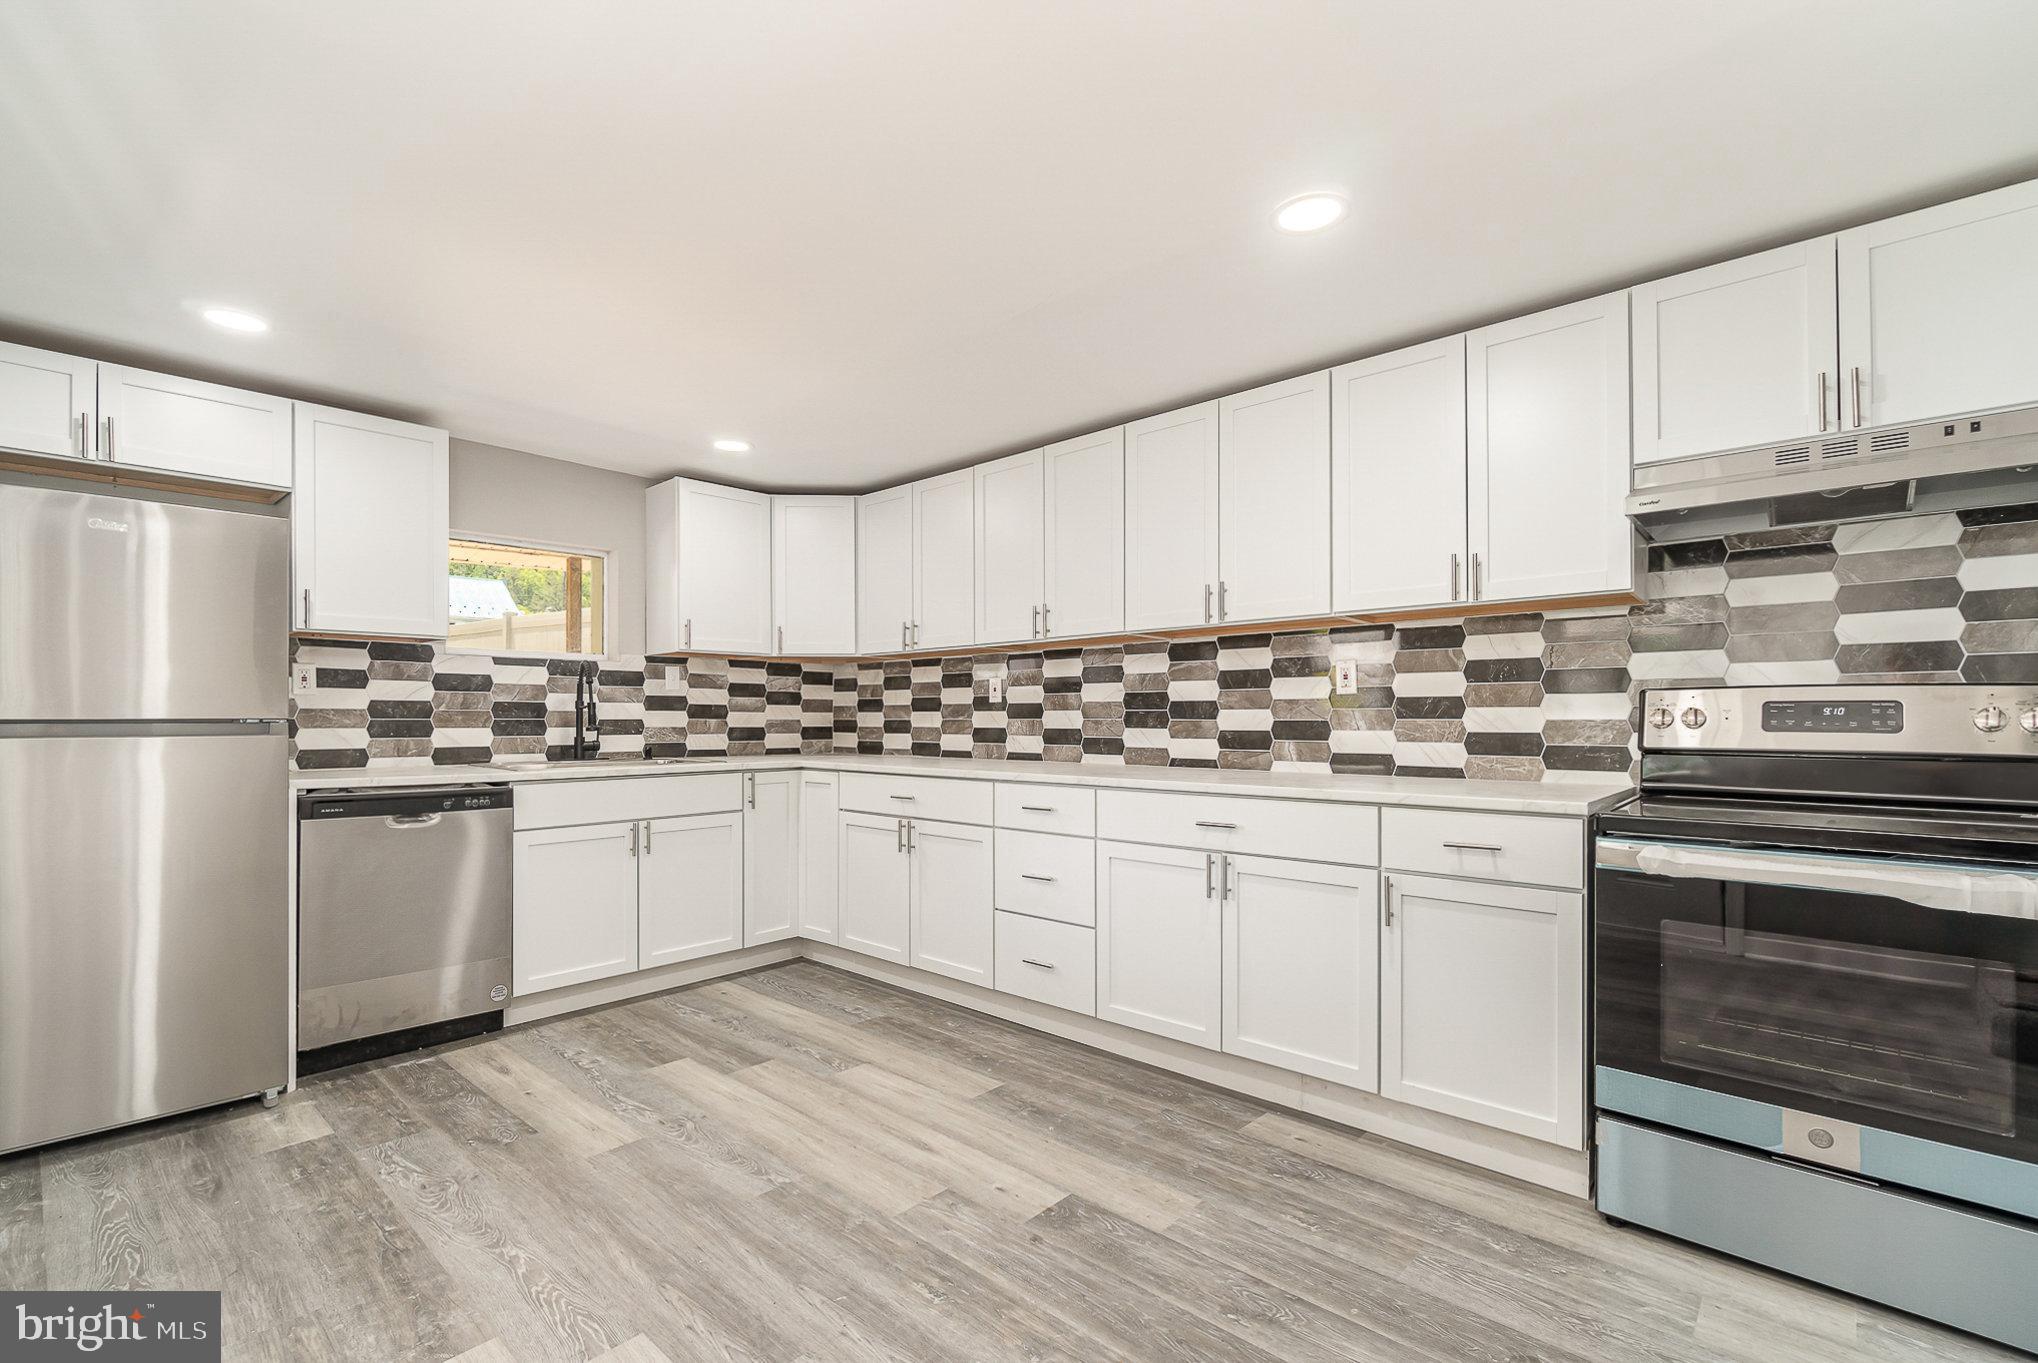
[448,538,606,656]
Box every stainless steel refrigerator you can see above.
[0,482,290,1154]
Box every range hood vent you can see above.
[1628,405,2038,543]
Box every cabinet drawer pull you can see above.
[1020,958,1056,971]
[888,794,915,801]
[1020,873,1057,883]
[1441,841,1505,853]
[1019,804,1055,813]
[1194,820,1238,830]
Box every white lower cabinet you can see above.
[1095,841,1221,1049]
[743,771,799,946]
[1221,855,1379,1091]
[838,811,911,963]
[907,818,994,986]
[513,822,640,994]
[993,912,1096,1015]
[1380,872,1585,1147]
[639,811,745,968]
[798,772,841,942]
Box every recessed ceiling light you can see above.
[712,439,752,453]
[201,307,269,333]
[1273,193,1349,234]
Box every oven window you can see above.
[1659,920,2018,1136]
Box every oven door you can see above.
[1594,835,2038,1217]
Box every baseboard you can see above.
[505,942,802,1025]
[799,941,1589,1199]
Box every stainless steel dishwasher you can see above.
[297,784,513,1074]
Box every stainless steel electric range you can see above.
[1592,684,2038,1353]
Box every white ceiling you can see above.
[4,2,2038,492]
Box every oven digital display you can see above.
[1760,699,1904,733]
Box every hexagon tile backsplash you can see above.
[289,505,2038,781]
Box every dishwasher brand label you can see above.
[4,1293,219,1359]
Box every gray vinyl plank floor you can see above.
[1,959,2023,1362]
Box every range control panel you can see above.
[1641,685,2038,756]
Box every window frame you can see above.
[444,529,615,661]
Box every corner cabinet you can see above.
[293,404,450,637]
[1379,872,1584,1147]
[1467,293,1635,604]
[772,496,857,655]
[646,477,773,655]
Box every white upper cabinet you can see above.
[1043,426,1124,639]
[99,365,292,488]
[1838,178,2038,431]
[1218,371,1331,624]
[1468,293,1634,604]
[772,495,856,655]
[856,483,915,654]
[646,478,773,656]
[293,404,449,637]
[1124,401,1220,630]
[974,449,1046,645]
[1631,238,1840,465]
[0,341,94,461]
[912,468,975,651]
[1331,338,1468,613]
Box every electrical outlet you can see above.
[987,674,1004,704]
[292,663,318,696]
[1332,660,1359,696]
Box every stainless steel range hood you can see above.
[1627,406,2038,543]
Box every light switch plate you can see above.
[292,663,318,696]
[1332,660,1360,696]
[987,674,1004,704]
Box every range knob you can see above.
[2023,708,2038,736]
[1680,706,1707,730]
[1974,704,2008,734]
[1647,705,1676,730]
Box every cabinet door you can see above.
[1221,855,1378,1091]
[0,341,94,460]
[1632,238,1839,466]
[1468,293,1634,603]
[1839,179,2038,430]
[675,480,773,656]
[293,404,450,637]
[1123,401,1220,630]
[640,811,745,968]
[743,771,799,945]
[1044,427,1125,639]
[1380,873,1584,1147]
[1095,840,1221,1049]
[99,365,292,487]
[772,496,857,655]
[798,772,841,942]
[974,450,1045,645]
[1331,339,1467,612]
[838,810,911,962]
[913,468,976,650]
[908,818,994,986]
[1218,371,1331,623]
[512,823,639,995]
[857,484,915,653]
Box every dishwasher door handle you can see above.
[385,813,442,829]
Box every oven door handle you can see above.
[1596,837,2038,921]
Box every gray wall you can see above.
[448,438,654,656]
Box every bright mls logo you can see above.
[3,1293,219,1359]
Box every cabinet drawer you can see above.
[1095,790,1378,865]
[993,912,1096,1016]
[513,773,743,830]
[838,773,992,825]
[995,782,1095,836]
[1380,807,1584,889]
[993,829,1095,926]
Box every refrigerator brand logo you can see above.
[84,517,130,533]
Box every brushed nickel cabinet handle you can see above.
[1020,958,1056,971]
[629,823,639,857]
[1450,552,1461,602]
[746,773,756,808]
[1020,873,1057,883]
[1194,820,1238,830]
[896,818,906,852]
[1470,552,1482,600]
[888,793,915,801]
[101,415,114,460]
[301,588,311,627]
[777,626,784,654]
[1205,852,1214,899]
[1851,366,1863,428]
[1032,603,1041,638]
[1383,874,1394,927]
[1441,841,1505,853]
[1816,371,1829,432]
[1223,855,1236,901]
[1019,804,1055,813]
[684,618,693,648]
[902,620,909,649]
[76,412,88,457]
[1041,602,1050,634]
[1203,583,1213,623]
[1217,580,1228,620]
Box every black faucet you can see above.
[572,660,602,760]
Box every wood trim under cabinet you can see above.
[0,450,289,504]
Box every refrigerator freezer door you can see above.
[0,727,290,1154]
[0,485,288,720]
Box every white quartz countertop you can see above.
[290,753,1634,816]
